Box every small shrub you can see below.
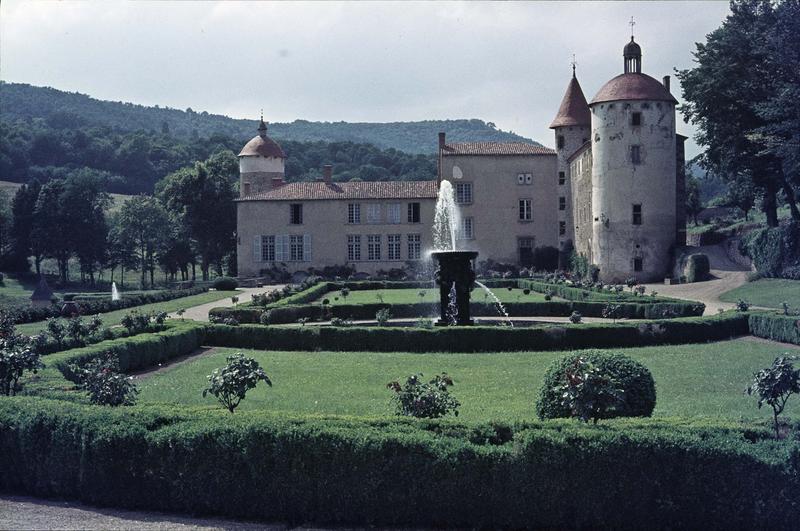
[176,308,186,320]
[375,308,391,326]
[0,332,43,396]
[626,277,638,290]
[71,353,139,406]
[231,296,239,307]
[536,350,656,421]
[686,254,711,283]
[213,277,239,291]
[602,303,622,322]
[746,355,800,439]
[66,317,89,343]
[330,317,353,327]
[46,318,66,346]
[634,285,646,296]
[259,311,272,325]
[223,317,240,326]
[736,299,750,312]
[554,356,625,423]
[375,292,385,304]
[569,311,583,324]
[416,317,434,329]
[387,373,460,418]
[203,353,272,413]
[340,287,350,302]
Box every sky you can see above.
[1,1,731,158]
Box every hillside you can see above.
[0,82,539,154]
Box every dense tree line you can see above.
[1,151,240,287]
[1,82,535,154]
[678,0,800,227]
[0,117,437,195]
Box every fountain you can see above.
[111,282,120,301]
[431,181,478,326]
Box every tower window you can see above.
[557,135,565,149]
[290,204,303,225]
[632,204,643,225]
[558,171,566,185]
[559,197,566,211]
[631,112,642,126]
[631,145,641,165]
[634,257,643,272]
[559,221,566,236]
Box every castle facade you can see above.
[236,36,685,282]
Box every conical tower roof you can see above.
[549,73,591,129]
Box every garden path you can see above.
[173,285,285,322]
[641,244,751,315]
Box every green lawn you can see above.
[16,290,240,335]
[137,339,799,422]
[317,287,550,305]
[719,278,800,309]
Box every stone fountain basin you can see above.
[430,250,479,262]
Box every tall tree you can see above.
[685,175,704,226]
[61,170,111,284]
[117,195,170,288]
[7,181,41,272]
[31,179,71,282]
[677,0,797,227]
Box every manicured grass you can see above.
[316,287,550,305]
[137,339,799,422]
[16,290,240,335]
[719,278,800,309]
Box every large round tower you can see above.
[238,116,287,197]
[589,36,678,282]
[550,64,591,264]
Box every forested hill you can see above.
[0,82,538,154]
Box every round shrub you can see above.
[685,253,711,283]
[536,350,656,420]
[213,276,239,290]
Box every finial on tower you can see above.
[571,54,577,78]
[629,16,635,38]
[258,109,267,137]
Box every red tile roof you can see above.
[239,134,287,159]
[442,142,555,156]
[550,75,591,128]
[237,180,439,201]
[591,73,678,105]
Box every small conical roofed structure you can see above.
[30,275,54,307]
[549,70,591,129]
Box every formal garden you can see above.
[3,268,800,528]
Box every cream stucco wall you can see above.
[590,99,677,282]
[236,197,437,276]
[440,153,558,265]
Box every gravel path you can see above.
[642,244,751,315]
[171,285,285,322]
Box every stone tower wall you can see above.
[239,156,286,196]
[590,99,677,283]
[554,125,590,256]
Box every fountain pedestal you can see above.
[431,250,478,326]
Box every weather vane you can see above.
[260,108,264,121]
[571,53,577,77]
[629,16,636,37]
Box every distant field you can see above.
[719,278,800,309]
[16,290,239,335]
[0,180,132,212]
[137,339,799,422]
[317,287,551,305]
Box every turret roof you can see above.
[590,72,678,105]
[550,74,591,129]
[239,118,287,159]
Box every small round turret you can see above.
[238,115,286,196]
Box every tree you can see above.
[0,189,10,260]
[203,353,272,413]
[725,173,756,220]
[117,195,170,288]
[685,175,704,225]
[60,170,111,284]
[746,355,800,439]
[31,179,72,283]
[677,0,800,227]
[8,181,41,272]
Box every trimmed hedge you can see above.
[0,399,796,529]
[748,312,800,345]
[206,313,749,353]
[517,279,679,303]
[686,254,711,283]
[212,299,705,324]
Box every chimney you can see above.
[323,164,333,184]
[271,177,284,188]
[662,75,671,92]
[438,132,446,150]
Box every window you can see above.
[455,182,473,204]
[367,234,381,261]
[387,234,401,260]
[632,204,643,225]
[517,173,532,185]
[347,235,361,261]
[407,233,421,260]
[458,217,474,240]
[559,197,566,211]
[387,203,401,224]
[559,221,566,236]
[634,257,643,272]
[366,204,381,224]
[290,204,303,225]
[261,235,275,262]
[348,203,361,224]
[558,171,566,185]
[557,135,565,149]
[519,199,532,221]
[407,202,420,223]
[631,145,641,164]
[631,112,642,126]
[289,235,305,261]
